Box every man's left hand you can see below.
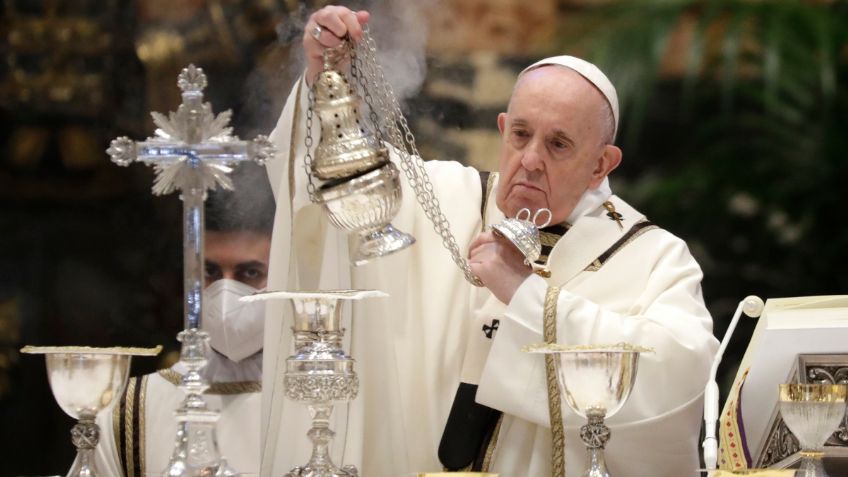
[468,230,533,304]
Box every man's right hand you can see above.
[303,6,370,85]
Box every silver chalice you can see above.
[778,383,848,477]
[21,345,161,477]
[525,343,650,477]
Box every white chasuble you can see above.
[94,369,261,477]
[260,75,719,477]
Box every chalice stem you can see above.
[585,447,609,477]
[308,403,335,466]
[580,413,612,477]
[799,451,828,477]
[68,416,99,477]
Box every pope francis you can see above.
[260,5,719,477]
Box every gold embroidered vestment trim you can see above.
[544,285,566,477]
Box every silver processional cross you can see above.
[107,64,275,477]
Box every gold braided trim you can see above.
[584,222,658,272]
[544,285,566,477]
[123,376,137,477]
[158,369,261,394]
[584,259,603,273]
[112,381,122,461]
[480,413,504,472]
[539,231,563,248]
[138,374,148,477]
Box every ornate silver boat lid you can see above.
[491,207,552,264]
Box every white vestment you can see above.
[94,363,261,477]
[260,76,719,477]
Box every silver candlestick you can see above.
[241,289,387,477]
[107,64,275,477]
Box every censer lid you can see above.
[314,70,356,104]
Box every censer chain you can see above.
[351,30,482,287]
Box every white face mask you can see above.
[202,279,265,362]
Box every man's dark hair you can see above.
[205,163,275,233]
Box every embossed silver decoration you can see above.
[491,207,552,274]
[318,163,413,265]
[242,289,387,477]
[107,64,275,477]
[20,345,161,477]
[303,31,482,285]
[778,383,848,477]
[526,344,647,477]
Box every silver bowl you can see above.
[317,162,415,265]
[556,349,640,419]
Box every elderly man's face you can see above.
[495,66,621,225]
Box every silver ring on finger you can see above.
[311,25,322,41]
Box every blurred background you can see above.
[2,0,847,474]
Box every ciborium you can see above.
[20,345,161,477]
[778,383,848,477]
[241,289,387,477]
[525,343,651,477]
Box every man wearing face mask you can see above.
[94,164,274,477]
